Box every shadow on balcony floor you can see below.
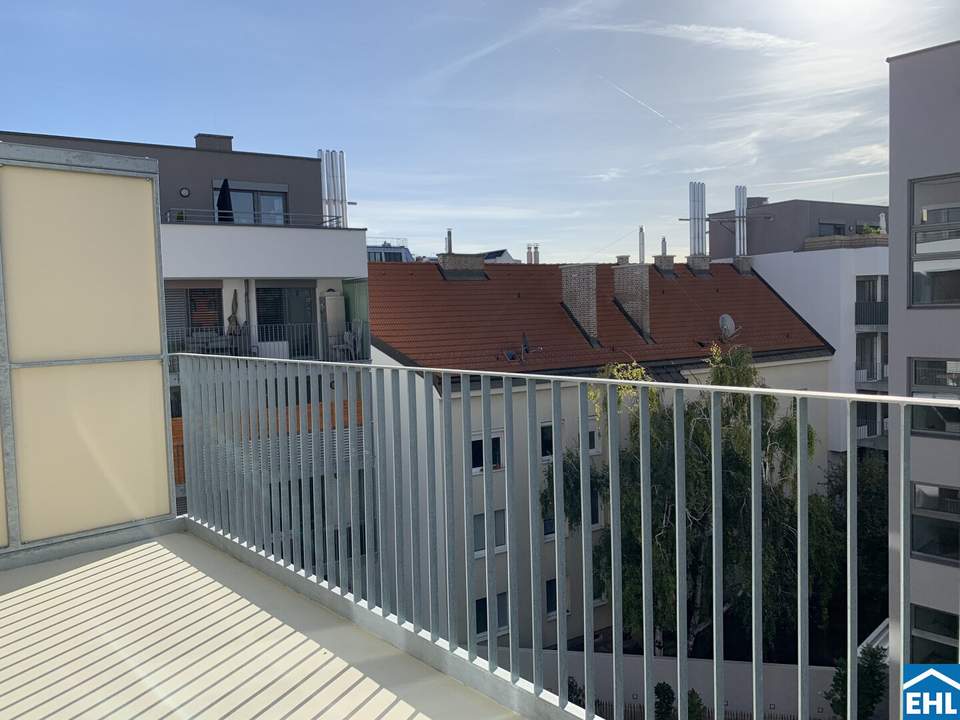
[0,532,518,720]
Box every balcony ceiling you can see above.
[0,533,517,720]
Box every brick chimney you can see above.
[612,262,650,335]
[195,133,233,152]
[437,252,486,277]
[561,264,599,342]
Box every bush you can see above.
[824,646,888,719]
[654,682,675,720]
[688,688,707,720]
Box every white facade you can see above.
[161,224,367,280]
[747,247,888,453]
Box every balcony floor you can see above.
[0,532,519,720]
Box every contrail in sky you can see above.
[597,73,681,129]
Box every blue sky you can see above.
[2,1,958,261]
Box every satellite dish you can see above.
[719,313,737,341]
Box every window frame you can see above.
[909,173,960,307]
[475,591,510,639]
[470,431,505,475]
[213,187,288,226]
[911,481,960,566]
[473,509,508,558]
[909,358,960,439]
[910,604,959,663]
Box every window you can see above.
[911,605,959,663]
[540,423,553,460]
[471,435,503,473]
[213,188,288,225]
[915,484,960,515]
[475,592,508,636]
[912,175,960,305]
[473,510,507,554]
[545,578,558,615]
[912,480,960,565]
[818,222,846,237]
[587,418,600,455]
[591,484,601,526]
[911,359,960,436]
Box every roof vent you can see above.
[194,133,233,152]
[616,254,630,265]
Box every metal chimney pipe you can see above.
[661,237,667,255]
[879,212,887,234]
[735,185,748,256]
[533,244,540,264]
[689,182,696,256]
[445,228,453,254]
[638,225,645,264]
[526,244,533,264]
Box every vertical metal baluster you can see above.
[311,365,322,578]
[847,399,858,720]
[797,397,809,720]
[579,383,594,718]
[288,363,302,570]
[250,359,261,550]
[607,384,623,720]
[462,372,476,660]
[214,357,227,532]
[423,371,440,639]
[527,378,544,694]
[711,391,724,719]
[363,369,376,604]
[279,363,293,566]
[230,359,242,542]
[376,368,389,610]
[899,404,912,687]
[299,362,311,574]
[552,380,568,707]
[639,388,655,715]
[750,394,763,720]
[194,357,209,525]
[335,366,348,592]
[391,368,405,622]
[220,356,232,534]
[504,376,519,681]
[407,370,422,631]
[267,362,281,559]
[205,357,218,530]
[481,375,497,671]
[181,358,196,522]
[256,360,270,555]
[238,359,250,545]
[674,387,688,720]
[322,365,336,586]
[442,373,457,650]
[349,367,362,599]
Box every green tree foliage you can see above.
[824,646,888,719]
[654,682,675,720]
[687,688,707,720]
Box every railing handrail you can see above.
[170,352,960,408]
[162,207,346,229]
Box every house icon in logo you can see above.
[904,665,960,718]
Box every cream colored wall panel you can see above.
[0,429,6,547]
[0,165,161,363]
[13,360,170,542]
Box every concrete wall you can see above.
[0,156,170,545]
[0,130,328,218]
[750,248,887,453]
[161,224,367,280]
[887,41,960,705]
[710,200,888,258]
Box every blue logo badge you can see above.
[904,665,960,718]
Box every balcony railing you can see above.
[256,322,319,360]
[162,207,345,229]
[855,363,888,383]
[855,300,888,326]
[173,353,960,720]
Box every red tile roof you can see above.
[368,261,832,373]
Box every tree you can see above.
[687,688,707,720]
[567,676,585,708]
[824,646,888,719]
[654,682,675,720]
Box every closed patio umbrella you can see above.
[216,178,233,223]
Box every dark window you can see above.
[912,515,959,563]
[473,510,507,552]
[471,436,503,472]
[540,424,553,459]
[591,485,600,526]
[912,175,960,305]
[911,359,960,436]
[911,605,959,663]
[475,592,508,635]
[213,188,287,225]
[545,578,558,615]
[818,222,846,237]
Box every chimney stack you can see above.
[561,265,599,344]
[533,244,540,264]
[687,181,710,272]
[733,184,753,274]
[194,133,233,152]
[616,254,630,265]
[445,228,453,254]
[613,260,650,336]
[526,244,534,264]
[638,225,645,264]
[879,212,887,233]
[654,236,674,274]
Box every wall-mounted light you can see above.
[179,187,191,198]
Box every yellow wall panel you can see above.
[0,165,161,363]
[13,361,170,542]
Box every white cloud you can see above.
[578,22,811,53]
[827,143,888,167]
[583,167,626,182]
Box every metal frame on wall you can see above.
[0,141,176,556]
